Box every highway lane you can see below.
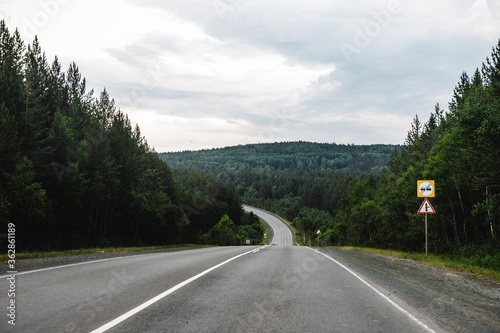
[0,246,260,333]
[243,205,294,246]
[99,246,444,332]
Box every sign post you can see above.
[316,229,321,247]
[417,181,436,255]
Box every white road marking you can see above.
[89,246,265,333]
[306,247,437,333]
[252,246,268,253]
[0,254,153,278]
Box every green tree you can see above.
[203,215,239,246]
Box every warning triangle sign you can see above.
[418,198,436,214]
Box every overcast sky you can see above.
[3,0,500,152]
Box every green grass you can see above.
[261,221,270,245]
[0,244,208,261]
[336,246,500,282]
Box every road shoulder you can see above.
[8,247,208,273]
[317,247,500,333]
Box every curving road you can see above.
[243,205,294,246]
[4,207,494,332]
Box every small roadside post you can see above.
[417,181,436,255]
[316,229,321,247]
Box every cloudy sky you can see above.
[3,0,500,152]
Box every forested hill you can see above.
[159,142,398,218]
[159,142,399,174]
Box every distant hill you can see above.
[159,141,400,175]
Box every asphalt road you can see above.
[1,248,446,332]
[2,204,497,333]
[243,205,294,246]
[0,207,452,332]
[106,246,444,333]
[1,247,261,332]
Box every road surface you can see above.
[243,205,294,246]
[0,246,446,332]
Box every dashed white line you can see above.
[90,246,265,333]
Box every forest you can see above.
[0,21,261,251]
[160,142,397,217]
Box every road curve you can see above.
[243,205,294,246]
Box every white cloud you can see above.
[126,108,258,152]
[4,0,500,151]
[467,0,500,43]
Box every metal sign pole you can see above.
[425,214,428,255]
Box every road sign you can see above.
[417,180,435,197]
[418,198,436,214]
[316,230,321,235]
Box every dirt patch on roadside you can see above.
[318,247,500,333]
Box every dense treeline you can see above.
[160,142,397,214]
[161,142,396,174]
[200,213,264,246]
[161,143,394,245]
[0,22,251,251]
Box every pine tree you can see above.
[482,38,500,97]
[449,72,470,114]
[23,36,55,178]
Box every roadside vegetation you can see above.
[200,212,265,246]
[337,246,500,282]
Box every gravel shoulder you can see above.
[318,247,500,333]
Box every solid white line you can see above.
[89,247,263,333]
[0,254,152,278]
[305,247,437,333]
